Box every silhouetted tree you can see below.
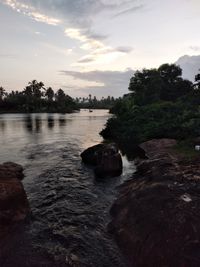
[45,87,54,101]
[0,86,6,100]
[195,72,200,89]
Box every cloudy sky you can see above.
[0,0,200,97]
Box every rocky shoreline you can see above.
[0,162,29,259]
[108,138,200,267]
[2,139,200,267]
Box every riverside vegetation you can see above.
[101,64,200,157]
[0,80,118,113]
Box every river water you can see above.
[0,109,135,267]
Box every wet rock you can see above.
[0,162,29,256]
[81,143,123,178]
[0,162,24,180]
[109,138,200,267]
[81,144,105,165]
[95,153,123,178]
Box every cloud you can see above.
[176,55,200,81]
[1,0,145,30]
[77,57,95,63]
[64,27,133,65]
[189,46,200,52]
[59,68,134,97]
[75,46,133,65]
[1,0,139,66]
[113,4,144,18]
[0,53,17,59]
[1,0,61,25]
[2,0,142,27]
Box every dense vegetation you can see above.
[75,95,118,109]
[101,64,200,156]
[0,81,118,113]
[0,80,78,113]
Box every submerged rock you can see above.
[81,143,123,178]
[0,162,29,256]
[109,138,200,267]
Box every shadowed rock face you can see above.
[81,143,123,178]
[109,139,200,267]
[0,162,29,256]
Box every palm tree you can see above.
[45,87,54,101]
[195,71,200,89]
[29,80,44,99]
[56,89,65,102]
[0,86,6,100]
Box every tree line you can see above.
[75,94,118,109]
[0,80,119,113]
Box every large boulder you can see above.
[81,143,123,178]
[109,138,200,267]
[0,162,29,254]
[81,144,105,165]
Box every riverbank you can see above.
[109,138,200,267]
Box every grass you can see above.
[172,140,200,161]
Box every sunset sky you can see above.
[0,0,200,97]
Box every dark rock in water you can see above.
[81,144,105,165]
[109,138,200,267]
[95,152,122,178]
[0,162,29,257]
[0,162,24,180]
[81,143,123,178]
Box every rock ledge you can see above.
[109,138,200,267]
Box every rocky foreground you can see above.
[0,162,29,258]
[109,139,200,267]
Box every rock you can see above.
[109,138,200,267]
[0,162,24,180]
[81,144,105,165]
[95,152,123,178]
[0,162,29,255]
[81,143,123,178]
[139,138,177,159]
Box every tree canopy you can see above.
[128,64,192,105]
[101,64,200,157]
[0,80,78,113]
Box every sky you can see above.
[0,0,200,97]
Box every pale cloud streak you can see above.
[1,0,61,25]
[113,4,144,18]
[60,68,134,97]
[64,27,133,65]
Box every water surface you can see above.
[0,110,135,267]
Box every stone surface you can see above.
[0,162,29,256]
[81,143,123,178]
[109,138,200,267]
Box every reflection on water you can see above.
[47,115,54,129]
[59,115,66,127]
[0,110,134,267]
[0,120,6,133]
[24,115,33,132]
[0,110,115,164]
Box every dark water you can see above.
[0,110,135,267]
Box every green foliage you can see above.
[101,64,200,154]
[0,81,78,113]
[173,140,200,161]
[128,64,192,105]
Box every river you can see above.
[0,109,135,267]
